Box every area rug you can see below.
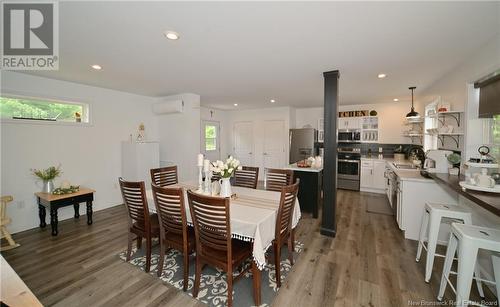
[118,240,303,307]
[364,193,394,216]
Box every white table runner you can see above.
[145,181,301,269]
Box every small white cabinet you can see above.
[360,159,386,194]
[338,117,360,130]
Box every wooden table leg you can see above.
[251,260,261,306]
[86,201,93,225]
[73,203,80,218]
[50,208,58,236]
[38,204,46,228]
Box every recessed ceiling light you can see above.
[393,98,399,102]
[91,64,102,70]
[378,73,387,79]
[233,103,238,106]
[270,99,276,103]
[164,31,180,40]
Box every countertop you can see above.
[362,156,432,182]
[429,173,500,217]
[285,163,323,173]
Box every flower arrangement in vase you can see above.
[31,165,62,193]
[211,157,242,197]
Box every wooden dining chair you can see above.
[265,168,293,192]
[119,177,160,273]
[150,166,178,187]
[211,172,221,182]
[151,184,195,291]
[0,196,20,251]
[233,166,259,189]
[272,179,300,288]
[187,190,260,307]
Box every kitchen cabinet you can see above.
[396,178,457,241]
[338,117,360,130]
[360,159,386,194]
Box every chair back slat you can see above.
[234,166,259,189]
[275,180,300,238]
[187,191,230,253]
[151,184,186,236]
[265,168,293,192]
[119,177,149,231]
[150,166,178,187]
[211,172,221,182]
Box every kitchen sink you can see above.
[393,163,418,170]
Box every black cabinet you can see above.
[293,170,323,218]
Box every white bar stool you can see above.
[438,223,500,307]
[416,202,477,284]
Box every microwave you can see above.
[338,130,361,143]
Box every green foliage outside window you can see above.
[0,96,84,122]
[205,125,217,151]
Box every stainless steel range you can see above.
[337,147,361,190]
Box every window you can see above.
[0,95,88,123]
[492,115,500,162]
[205,124,217,151]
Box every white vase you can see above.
[219,178,232,197]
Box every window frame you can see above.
[204,123,218,152]
[0,91,92,126]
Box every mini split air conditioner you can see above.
[152,99,184,114]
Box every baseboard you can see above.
[360,187,386,194]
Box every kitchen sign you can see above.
[338,110,369,117]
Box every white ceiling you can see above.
[23,1,500,109]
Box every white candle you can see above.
[203,159,210,172]
[197,154,204,167]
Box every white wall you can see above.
[1,71,159,234]
[157,94,200,182]
[226,107,293,173]
[295,103,420,144]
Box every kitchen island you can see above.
[284,164,323,218]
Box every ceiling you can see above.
[23,1,500,109]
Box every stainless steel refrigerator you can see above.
[289,128,318,164]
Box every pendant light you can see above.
[406,86,420,118]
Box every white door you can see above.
[233,121,254,166]
[262,120,286,171]
[201,121,220,162]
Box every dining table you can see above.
[145,181,301,304]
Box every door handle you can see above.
[249,152,252,155]
[263,152,268,155]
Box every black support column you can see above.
[320,70,339,237]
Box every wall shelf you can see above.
[427,111,464,127]
[437,134,463,148]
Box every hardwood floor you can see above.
[2,190,497,306]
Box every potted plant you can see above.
[211,157,242,197]
[31,165,62,193]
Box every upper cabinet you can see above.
[338,117,360,130]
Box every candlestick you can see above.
[197,153,204,167]
[204,170,211,194]
[203,159,210,172]
[197,165,203,192]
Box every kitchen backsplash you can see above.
[338,143,423,157]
